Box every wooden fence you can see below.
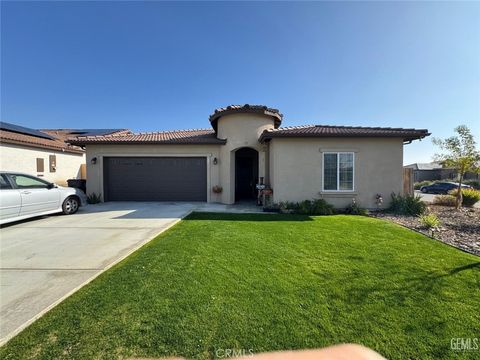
[403,167,414,195]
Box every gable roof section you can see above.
[0,122,85,154]
[68,129,227,145]
[404,162,444,170]
[259,124,430,142]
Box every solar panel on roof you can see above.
[67,129,123,136]
[0,121,56,140]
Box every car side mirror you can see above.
[47,183,56,189]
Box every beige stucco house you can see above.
[69,105,429,208]
[0,122,87,185]
[0,122,131,186]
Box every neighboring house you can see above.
[69,105,429,208]
[405,162,479,182]
[404,162,456,182]
[0,122,125,185]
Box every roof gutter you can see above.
[259,131,431,143]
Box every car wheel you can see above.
[421,187,427,193]
[62,196,79,215]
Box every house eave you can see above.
[1,138,85,154]
[259,132,431,143]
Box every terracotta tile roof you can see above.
[0,128,85,154]
[209,104,283,131]
[68,129,227,145]
[42,129,130,140]
[259,124,430,142]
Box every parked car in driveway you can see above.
[420,182,472,194]
[0,172,87,225]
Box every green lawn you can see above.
[1,213,479,360]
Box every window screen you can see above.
[323,153,338,190]
[339,153,354,190]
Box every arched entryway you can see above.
[235,147,259,202]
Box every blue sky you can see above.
[1,1,479,164]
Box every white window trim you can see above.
[322,152,355,192]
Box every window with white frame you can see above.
[323,152,354,191]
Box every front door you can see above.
[235,148,259,201]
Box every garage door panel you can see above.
[104,157,207,201]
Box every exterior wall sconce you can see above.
[91,157,97,165]
[213,157,218,165]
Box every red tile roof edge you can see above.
[1,130,85,154]
[259,125,430,142]
[68,128,227,145]
[67,124,430,146]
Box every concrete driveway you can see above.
[0,202,198,344]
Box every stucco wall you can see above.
[0,143,85,185]
[269,137,404,209]
[85,144,221,202]
[217,113,274,204]
[81,116,407,207]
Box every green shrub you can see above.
[433,195,456,207]
[450,188,480,207]
[463,180,480,190]
[278,201,297,213]
[308,199,335,215]
[279,199,334,215]
[419,213,441,229]
[388,193,426,216]
[263,203,281,213]
[414,180,433,190]
[344,202,368,215]
[87,192,102,204]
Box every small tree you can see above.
[433,125,480,208]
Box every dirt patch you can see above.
[372,205,480,256]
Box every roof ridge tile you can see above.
[68,128,225,145]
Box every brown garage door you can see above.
[104,157,207,201]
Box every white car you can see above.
[0,172,87,225]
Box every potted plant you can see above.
[212,185,223,194]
